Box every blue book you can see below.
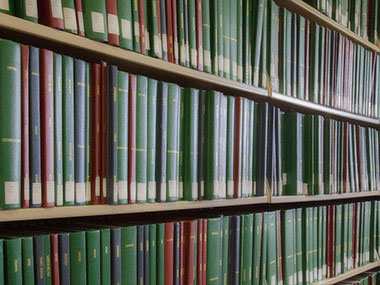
[111,227,121,284]
[160,0,168,61]
[85,63,91,205]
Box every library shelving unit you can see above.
[0,0,379,283]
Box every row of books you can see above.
[338,269,380,284]
[303,0,380,44]
[1,0,379,118]
[0,201,377,284]
[1,38,380,210]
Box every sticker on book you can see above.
[174,41,179,60]
[137,183,146,202]
[130,181,136,202]
[227,181,233,197]
[153,36,161,56]
[180,45,186,65]
[24,177,30,201]
[86,182,91,202]
[118,180,128,200]
[160,183,166,201]
[95,176,100,196]
[237,66,243,82]
[200,180,204,197]
[103,178,107,197]
[56,184,63,206]
[223,58,230,74]
[168,180,177,198]
[51,0,63,19]
[91,11,105,34]
[113,182,118,203]
[75,182,86,203]
[25,0,38,18]
[47,181,55,203]
[162,34,168,52]
[134,22,140,38]
[77,12,84,33]
[0,0,9,11]
[32,182,42,204]
[191,182,198,199]
[191,49,197,67]
[179,181,183,199]
[204,50,211,69]
[4,181,19,205]
[148,181,156,200]
[185,44,190,63]
[219,182,226,199]
[63,7,77,32]
[198,47,203,68]
[65,181,74,202]
[218,55,224,73]
[108,13,119,35]
[145,31,150,50]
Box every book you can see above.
[37,0,64,29]
[100,61,107,204]
[74,0,85,36]
[106,0,119,46]
[15,0,38,22]
[128,74,137,204]
[147,78,157,202]
[117,0,133,50]
[206,217,221,284]
[82,0,108,42]
[61,0,78,34]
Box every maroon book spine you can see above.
[37,0,64,29]
[171,0,178,64]
[197,219,203,285]
[196,0,203,71]
[138,0,146,54]
[74,0,85,36]
[233,97,242,198]
[128,74,137,204]
[90,63,101,204]
[184,220,196,285]
[106,0,120,46]
[100,61,107,204]
[40,49,55,208]
[50,233,60,285]
[165,0,174,63]
[202,219,207,285]
[179,221,185,285]
[21,44,30,208]
[165,222,174,285]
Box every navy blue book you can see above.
[29,46,42,208]
[255,103,269,196]
[58,233,70,284]
[137,225,144,284]
[173,222,180,285]
[33,235,45,285]
[228,215,241,285]
[74,59,86,205]
[156,82,168,202]
[144,225,150,284]
[160,0,168,61]
[111,227,121,284]
[107,65,118,205]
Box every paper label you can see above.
[192,182,198,199]
[204,50,211,69]
[5,182,19,205]
[318,269,322,281]
[118,181,128,200]
[113,183,118,203]
[148,181,156,200]
[336,262,341,274]
[51,0,63,19]
[224,58,230,74]
[314,268,317,279]
[107,13,119,35]
[121,19,132,40]
[198,47,203,67]
[137,183,146,201]
[298,271,303,283]
[47,181,55,203]
[24,178,30,201]
[130,182,136,202]
[65,181,74,202]
[160,183,166,201]
[56,184,63,206]
[91,11,105,34]
[271,276,275,285]
[200,181,204,197]
[63,7,77,31]
[309,271,313,282]
[102,178,107,197]
[227,181,234,197]
[86,182,91,202]
[289,276,293,285]
[237,66,243,81]
[0,0,9,11]
[174,41,179,60]
[32,182,41,204]
[323,264,327,276]
[282,173,287,185]
[154,35,161,55]
[162,34,168,52]
[75,182,86,203]
[185,44,190,63]
[303,183,308,195]
[232,61,237,78]
[191,49,197,66]
[219,182,226,198]
[218,55,224,73]
[77,11,84,33]
[213,180,219,197]
[134,22,140,37]
[168,180,176,198]
[95,176,100,196]
[145,31,150,50]
[25,0,38,18]
[180,45,186,64]
[179,181,183,199]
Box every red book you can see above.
[304,19,310,101]
[40,49,55,208]
[183,220,196,284]
[37,0,64,29]
[197,219,203,285]
[21,44,30,208]
[50,233,60,285]
[165,222,174,285]
[128,75,137,204]
[74,0,85,36]
[179,221,185,285]
[202,219,207,285]
[165,0,174,63]
[90,63,101,205]
[196,0,203,71]
[138,0,146,54]
[106,0,120,46]
[156,0,162,59]
[100,61,107,204]
[171,0,178,64]
[233,97,242,198]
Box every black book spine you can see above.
[111,228,121,284]
[33,235,45,285]
[137,225,145,284]
[144,224,150,284]
[228,215,240,285]
[173,222,180,285]
[256,103,269,196]
[58,233,70,285]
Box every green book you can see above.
[0,0,14,14]
[360,0,368,39]
[121,226,137,285]
[204,91,220,200]
[282,209,296,285]
[44,235,52,284]
[229,0,237,81]
[147,79,157,203]
[260,212,268,284]
[166,83,180,202]
[259,0,267,88]
[82,0,108,42]
[118,0,133,50]
[285,10,292,96]
[303,115,314,195]
[297,15,305,100]
[210,0,218,75]
[309,23,320,103]
[156,223,164,285]
[266,211,277,285]
[15,0,38,22]
[86,230,101,285]
[136,75,148,203]
[70,231,87,285]
[62,0,78,34]
[132,0,140,53]
[278,8,287,95]
[335,204,342,276]
[85,63,91,205]
[206,217,221,284]
[318,27,326,104]
[236,0,243,82]
[252,0,264,87]
[4,238,22,284]
[148,0,161,58]
[149,224,156,284]
[178,88,185,200]
[143,0,150,54]
[226,96,235,199]
[252,213,262,285]
[189,0,197,69]
[202,0,211,73]
[222,0,230,79]
[312,207,318,281]
[242,0,251,85]
[21,236,34,284]
[221,216,229,285]
[178,0,186,66]
[0,240,4,284]
[296,208,303,284]
[100,228,111,285]
[217,0,224,77]
[62,55,75,206]
[183,88,199,201]
[267,0,279,91]
[0,40,21,209]
[240,214,253,284]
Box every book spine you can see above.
[128,74,137,204]
[111,228,121,284]
[21,44,30,208]
[100,228,111,284]
[202,219,207,284]
[84,230,100,284]
[219,95,228,199]
[121,226,137,284]
[74,59,86,205]
[131,0,141,53]
[100,61,107,204]
[117,0,133,50]
[58,233,70,284]
[37,0,64,29]
[230,0,238,81]
[149,224,156,284]
[74,0,85,36]
[69,231,87,285]
[195,0,203,71]
[43,235,52,284]
[197,219,203,285]
[184,220,196,284]
[40,49,55,208]
[164,222,174,284]
[226,96,235,199]
[202,0,211,73]
[138,0,146,54]
[21,237,34,284]
[82,0,108,42]
[174,222,180,285]
[157,223,165,285]
[252,213,262,285]
[178,0,187,67]
[106,65,118,205]
[85,62,90,204]
[34,235,45,285]
[106,0,120,46]
[159,0,167,61]
[171,0,178,64]
[188,0,197,69]
[233,97,242,198]
[256,103,268,196]
[61,0,78,34]
[210,0,218,75]
[228,215,240,284]
[15,0,38,22]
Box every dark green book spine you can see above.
[242,0,251,85]
[118,0,133,50]
[86,230,101,285]
[117,71,129,204]
[121,226,137,285]
[70,231,87,285]
[0,0,14,14]
[101,228,111,285]
[82,0,108,42]
[252,213,262,285]
[149,224,156,284]
[226,96,235,199]
[4,238,22,284]
[223,0,230,79]
[62,0,78,34]
[236,0,243,82]
[0,240,4,284]
[43,235,51,284]
[210,0,218,75]
[303,115,314,195]
[178,0,186,66]
[202,0,211,73]
[15,0,38,22]
[229,0,237,81]
[240,214,253,284]
[147,79,157,202]
[297,15,306,100]
[189,0,197,69]
[252,0,264,86]
[222,216,229,285]
[217,0,224,77]
[132,0,141,53]
[22,237,34,284]
[148,0,161,58]
[0,40,21,209]
[207,217,221,284]
[156,223,164,285]
[137,225,144,284]
[228,215,240,284]
[219,95,228,199]
[198,91,206,200]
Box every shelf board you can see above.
[274,0,380,54]
[271,191,380,204]
[317,262,380,284]
[0,14,377,127]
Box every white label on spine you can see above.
[65,181,74,202]
[47,181,55,203]
[219,182,226,199]
[25,0,38,18]
[121,19,132,40]
[168,180,176,198]
[56,184,63,206]
[130,182,136,202]
[113,183,118,203]
[102,178,107,197]
[32,182,41,204]
[179,182,183,199]
[174,41,179,60]
[237,66,243,81]
[185,44,190,63]
[198,47,203,67]
[91,11,105,34]
[180,45,186,64]
[200,181,204,197]
[5,182,19,205]
[232,61,237,78]
[314,268,317,279]
[227,181,234,197]
[218,55,224,72]
[154,35,160,55]
[160,183,166,201]
[289,276,293,285]
[271,276,275,285]
[298,271,303,283]
[224,58,230,74]
[303,183,308,195]
[323,264,327,276]
[51,0,63,19]
[118,181,127,200]
[148,181,156,200]
[192,182,198,199]
[162,34,168,52]
[137,183,146,202]
[75,182,85,203]
[63,7,77,31]
[86,182,91,202]
[318,269,322,280]
[24,178,30,201]
[95,176,100,196]
[282,173,287,185]
[336,262,341,274]
[107,13,119,35]
[204,50,211,68]
[134,22,140,37]
[78,12,84,33]
[191,49,197,66]
[213,180,219,197]
[0,0,9,11]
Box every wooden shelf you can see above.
[317,262,380,284]
[274,0,380,54]
[0,14,377,128]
